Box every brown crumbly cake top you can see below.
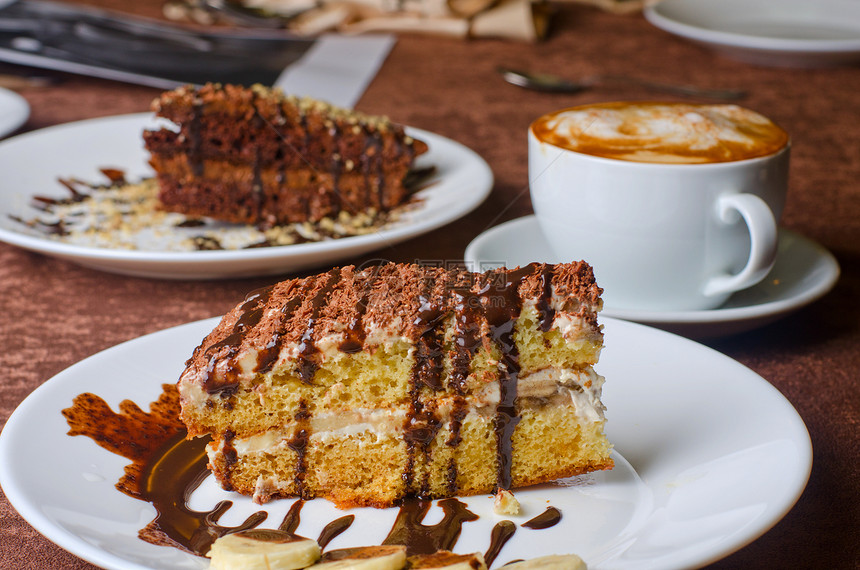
[183,262,602,395]
[152,83,412,137]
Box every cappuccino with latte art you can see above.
[528,101,790,311]
[531,101,788,164]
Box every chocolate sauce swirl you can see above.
[522,506,562,529]
[317,515,355,550]
[382,498,478,556]
[62,386,268,555]
[279,499,304,533]
[484,520,517,567]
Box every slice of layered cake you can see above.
[143,83,428,227]
[177,262,612,508]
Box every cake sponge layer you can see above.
[208,393,612,508]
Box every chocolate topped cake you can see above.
[177,261,613,508]
[143,83,428,227]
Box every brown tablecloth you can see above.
[1,2,858,568]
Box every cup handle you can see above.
[702,193,779,298]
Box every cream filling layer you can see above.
[219,366,605,457]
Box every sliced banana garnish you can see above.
[408,551,487,570]
[309,545,407,570]
[208,529,322,570]
[503,554,587,570]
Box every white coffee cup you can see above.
[528,102,790,312]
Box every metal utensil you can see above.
[498,67,747,100]
[0,0,314,88]
[199,0,289,28]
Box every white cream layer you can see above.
[218,366,606,457]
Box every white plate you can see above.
[464,215,840,338]
[0,113,492,279]
[0,316,811,569]
[645,0,860,67]
[0,86,29,138]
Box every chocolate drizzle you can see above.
[402,398,443,496]
[296,268,342,384]
[221,430,239,490]
[367,129,386,210]
[448,273,485,395]
[256,293,304,375]
[444,397,469,495]
[410,318,445,392]
[21,170,120,227]
[522,506,561,530]
[188,98,204,177]
[481,266,532,490]
[484,520,517,567]
[404,274,449,494]
[411,283,448,392]
[338,267,380,354]
[382,498,478,556]
[398,263,557,495]
[534,265,556,332]
[279,499,304,533]
[203,285,274,394]
[317,515,355,550]
[249,94,267,226]
[288,400,312,498]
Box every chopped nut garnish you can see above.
[12,174,412,252]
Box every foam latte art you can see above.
[531,102,789,164]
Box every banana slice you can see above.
[208,529,321,570]
[308,545,407,570]
[408,551,487,570]
[503,554,587,570]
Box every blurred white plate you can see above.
[0,86,28,137]
[0,113,492,279]
[645,0,860,67]
[464,216,840,338]
[0,316,811,569]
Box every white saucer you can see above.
[0,86,29,138]
[645,0,860,67]
[464,215,840,338]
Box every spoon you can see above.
[498,67,747,101]
[200,0,291,28]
